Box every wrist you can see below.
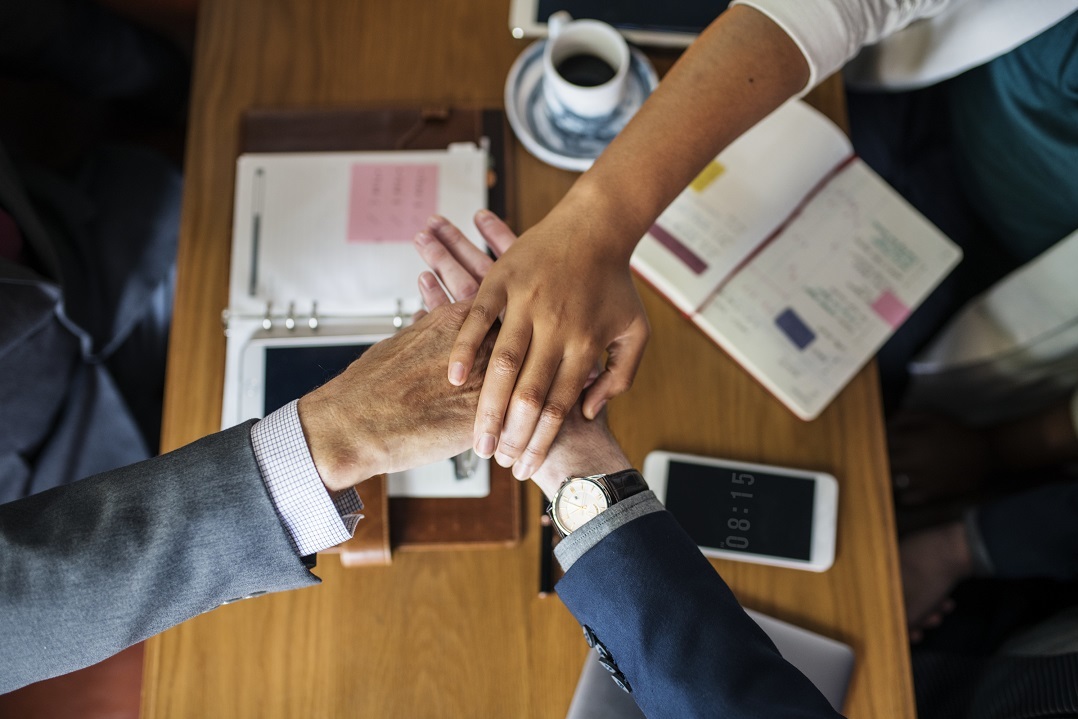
[535,437,631,499]
[557,175,655,264]
[296,392,383,492]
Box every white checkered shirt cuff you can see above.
[251,400,364,557]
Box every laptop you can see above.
[564,609,855,718]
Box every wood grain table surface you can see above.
[144,0,913,716]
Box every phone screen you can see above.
[665,460,816,560]
[263,343,374,416]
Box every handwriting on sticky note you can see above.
[348,163,440,243]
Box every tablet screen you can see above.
[263,344,373,416]
[535,0,726,35]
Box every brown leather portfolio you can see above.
[239,106,522,558]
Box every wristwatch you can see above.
[549,469,648,537]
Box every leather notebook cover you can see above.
[240,106,522,552]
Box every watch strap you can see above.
[599,468,648,503]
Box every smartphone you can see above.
[642,451,838,572]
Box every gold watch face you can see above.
[553,478,610,534]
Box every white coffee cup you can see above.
[542,12,630,122]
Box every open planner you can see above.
[222,142,491,497]
[631,100,962,420]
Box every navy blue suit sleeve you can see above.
[977,479,1078,580]
[556,511,842,718]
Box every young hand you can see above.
[413,211,638,483]
[441,205,649,479]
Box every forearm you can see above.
[556,5,809,262]
[0,423,316,693]
[549,0,956,261]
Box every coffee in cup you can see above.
[556,53,617,87]
[542,12,630,122]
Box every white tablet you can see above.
[238,330,390,420]
[508,0,727,48]
[643,451,838,572]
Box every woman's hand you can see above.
[440,205,649,479]
[414,209,648,480]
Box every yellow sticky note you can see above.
[690,161,725,192]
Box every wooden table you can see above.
[145,1,914,716]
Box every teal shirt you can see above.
[948,10,1078,262]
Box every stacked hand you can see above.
[437,206,649,481]
[414,212,631,496]
[296,301,494,491]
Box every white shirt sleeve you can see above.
[730,0,954,92]
[250,400,364,557]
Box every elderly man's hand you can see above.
[296,302,492,491]
[412,212,632,499]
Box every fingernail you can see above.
[513,462,534,480]
[420,272,438,289]
[494,451,514,468]
[414,230,432,246]
[428,215,445,229]
[475,209,494,222]
[449,362,466,385]
[476,433,497,458]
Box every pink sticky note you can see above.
[347,163,439,243]
[872,290,909,328]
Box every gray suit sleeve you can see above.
[0,421,319,693]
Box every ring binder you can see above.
[219,106,521,550]
[221,301,407,336]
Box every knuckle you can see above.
[575,338,601,359]
[513,387,547,414]
[478,407,505,430]
[497,436,525,456]
[608,375,633,395]
[426,242,449,262]
[468,302,499,326]
[520,444,547,466]
[491,349,523,377]
[539,399,570,424]
[443,301,472,327]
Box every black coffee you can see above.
[556,53,616,87]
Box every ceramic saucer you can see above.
[505,40,659,172]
